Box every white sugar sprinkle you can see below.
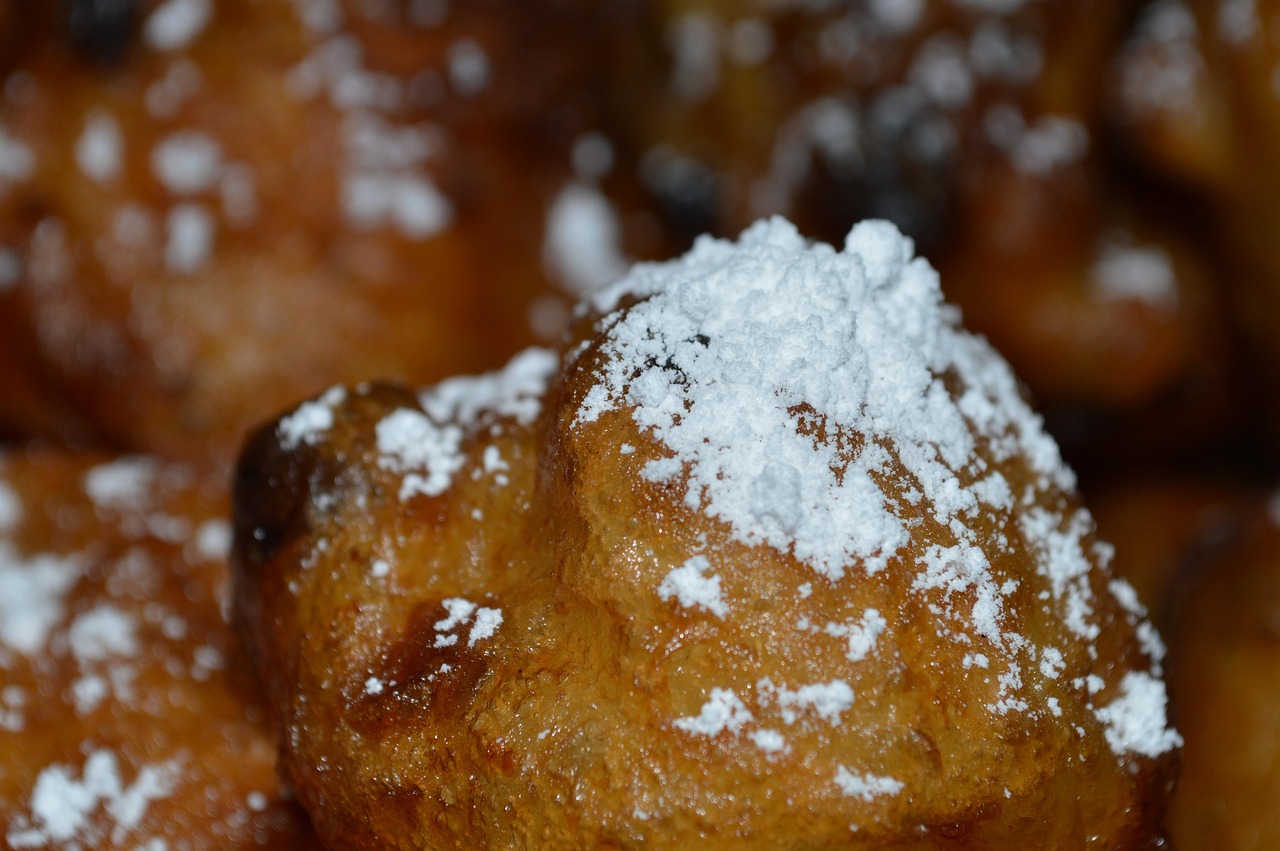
[1093,670,1182,758]
[143,0,212,52]
[825,609,887,661]
[446,39,489,96]
[278,386,346,449]
[68,606,140,665]
[0,479,21,531]
[6,750,179,847]
[0,126,35,183]
[833,767,904,801]
[749,728,788,754]
[0,546,81,655]
[75,113,123,184]
[543,182,628,296]
[657,555,728,618]
[757,677,855,725]
[152,131,222,194]
[83,458,160,513]
[164,203,215,273]
[376,409,464,501]
[364,676,384,695]
[194,519,231,561]
[673,688,753,737]
[467,607,503,646]
[578,217,1072,581]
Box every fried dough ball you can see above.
[0,450,320,849]
[1163,501,1280,850]
[0,0,647,459]
[233,218,1178,849]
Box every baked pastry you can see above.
[234,218,1179,848]
[0,449,320,848]
[0,0,652,459]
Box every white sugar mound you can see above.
[578,217,1070,580]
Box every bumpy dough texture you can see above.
[234,221,1176,849]
[0,450,320,849]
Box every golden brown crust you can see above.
[233,227,1177,849]
[0,449,320,850]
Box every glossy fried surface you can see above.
[0,450,320,849]
[233,226,1176,849]
[0,0,647,460]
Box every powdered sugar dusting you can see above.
[84,458,158,512]
[376,409,464,501]
[6,750,180,848]
[278,386,347,449]
[657,555,728,617]
[544,182,628,296]
[1093,671,1182,758]
[371,349,557,501]
[420,347,558,428]
[673,688,753,737]
[0,545,81,655]
[579,217,1071,580]
[834,766,904,801]
[143,0,213,52]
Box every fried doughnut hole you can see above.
[0,450,319,849]
[234,219,1177,849]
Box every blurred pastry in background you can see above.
[0,449,320,849]
[1112,0,1280,444]
[0,0,661,461]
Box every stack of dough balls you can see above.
[233,219,1179,849]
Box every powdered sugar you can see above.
[430,598,502,648]
[143,0,212,52]
[1093,671,1182,758]
[657,555,728,617]
[757,677,854,725]
[543,183,628,296]
[6,750,180,848]
[376,409,464,501]
[0,545,81,655]
[579,217,1070,581]
[833,767,904,801]
[75,113,123,184]
[278,386,347,449]
[673,688,753,736]
[373,349,557,501]
[83,458,158,512]
[151,131,222,194]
